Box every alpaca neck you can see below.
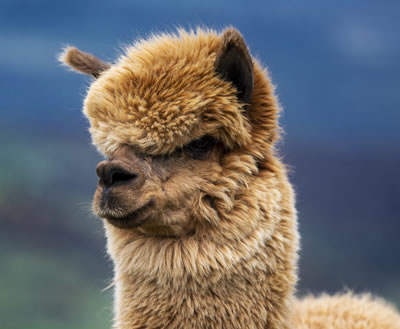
[108,172,298,329]
[112,234,297,329]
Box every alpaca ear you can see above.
[58,46,111,78]
[215,28,254,104]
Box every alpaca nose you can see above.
[96,160,138,188]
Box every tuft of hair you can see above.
[58,46,110,78]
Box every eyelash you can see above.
[183,135,215,159]
[137,136,216,161]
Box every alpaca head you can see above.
[60,28,293,280]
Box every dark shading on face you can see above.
[93,137,222,236]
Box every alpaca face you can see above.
[92,138,225,236]
[60,28,281,240]
[77,30,253,236]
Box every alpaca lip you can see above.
[104,200,155,229]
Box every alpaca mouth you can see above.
[101,200,155,229]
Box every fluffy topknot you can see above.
[61,28,281,161]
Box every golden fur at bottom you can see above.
[294,293,400,329]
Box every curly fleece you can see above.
[83,28,278,159]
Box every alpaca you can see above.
[60,28,400,329]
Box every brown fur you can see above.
[294,293,400,329]
[58,46,110,78]
[60,27,400,329]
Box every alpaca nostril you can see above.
[109,169,137,186]
[96,161,138,188]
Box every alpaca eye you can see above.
[184,135,215,159]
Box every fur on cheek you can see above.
[104,170,285,281]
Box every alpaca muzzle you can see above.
[93,151,154,228]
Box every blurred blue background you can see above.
[1,1,399,328]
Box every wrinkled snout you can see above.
[93,147,156,228]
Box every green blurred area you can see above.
[0,238,112,329]
[1,135,112,329]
